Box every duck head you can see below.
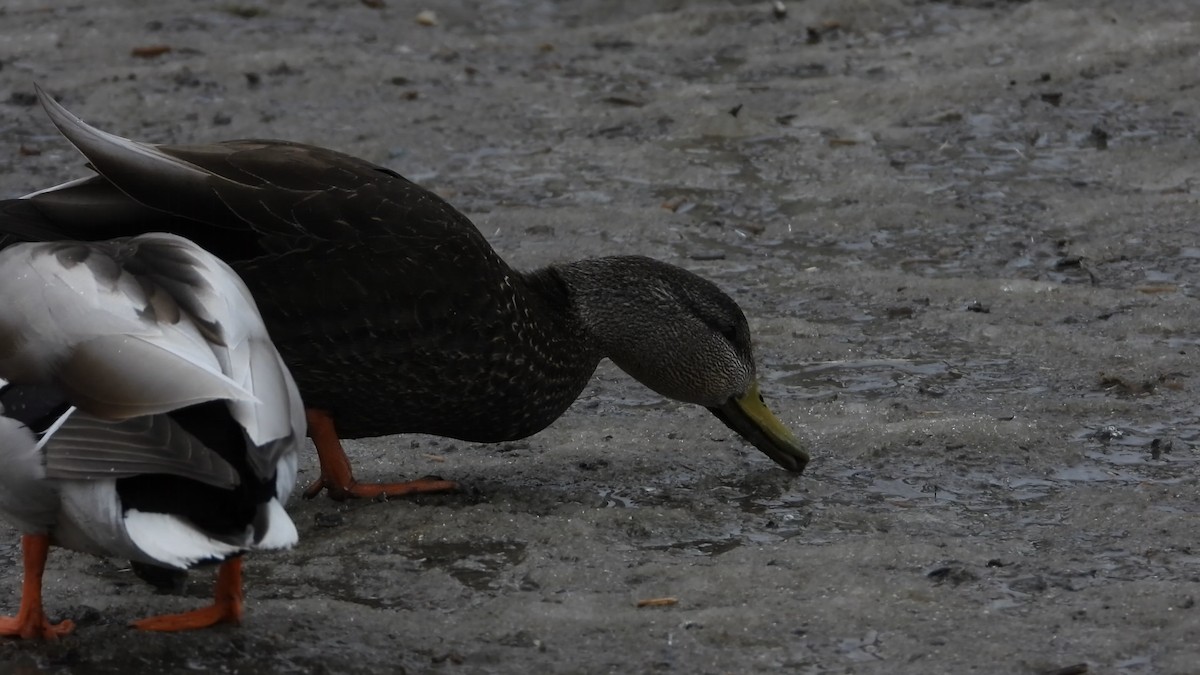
[556,255,809,473]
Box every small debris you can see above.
[244,72,261,87]
[927,564,977,586]
[1089,125,1109,149]
[594,38,634,51]
[431,652,465,665]
[660,196,685,212]
[131,44,171,58]
[267,62,299,77]
[1040,92,1063,106]
[689,252,727,261]
[1091,425,1124,441]
[1098,373,1156,397]
[314,512,345,528]
[885,306,914,319]
[524,224,554,236]
[728,103,743,118]
[603,95,645,107]
[1135,284,1177,294]
[918,382,946,397]
[1041,665,1088,675]
[965,301,990,313]
[361,0,385,8]
[18,145,41,156]
[416,9,438,26]
[225,4,267,17]
[1149,437,1172,459]
[636,597,678,608]
[771,1,787,20]
[8,91,37,106]
[423,454,446,463]
[1158,374,1185,391]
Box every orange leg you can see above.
[132,557,243,632]
[0,533,75,640]
[301,408,459,501]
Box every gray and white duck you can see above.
[0,233,304,639]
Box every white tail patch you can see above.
[255,498,298,550]
[123,510,246,569]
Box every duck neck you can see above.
[547,256,658,374]
[479,265,603,438]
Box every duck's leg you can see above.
[0,534,75,640]
[132,557,243,632]
[301,408,459,501]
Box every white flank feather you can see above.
[123,510,246,569]
[255,498,298,551]
[274,452,299,502]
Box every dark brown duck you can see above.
[0,86,809,500]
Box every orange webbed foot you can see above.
[0,533,75,640]
[303,407,459,501]
[132,558,243,633]
[131,602,240,632]
[302,475,459,501]
[0,614,75,641]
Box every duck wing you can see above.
[0,238,256,418]
[20,86,488,262]
[41,410,240,488]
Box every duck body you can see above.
[0,233,304,638]
[238,231,602,442]
[0,88,808,501]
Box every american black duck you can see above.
[0,87,809,501]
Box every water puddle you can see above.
[774,358,959,399]
[409,539,527,591]
[638,537,742,557]
[771,357,1019,400]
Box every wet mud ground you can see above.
[1,0,1199,673]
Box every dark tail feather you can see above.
[0,199,70,246]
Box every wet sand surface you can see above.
[0,1,1198,673]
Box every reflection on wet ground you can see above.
[774,358,975,399]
